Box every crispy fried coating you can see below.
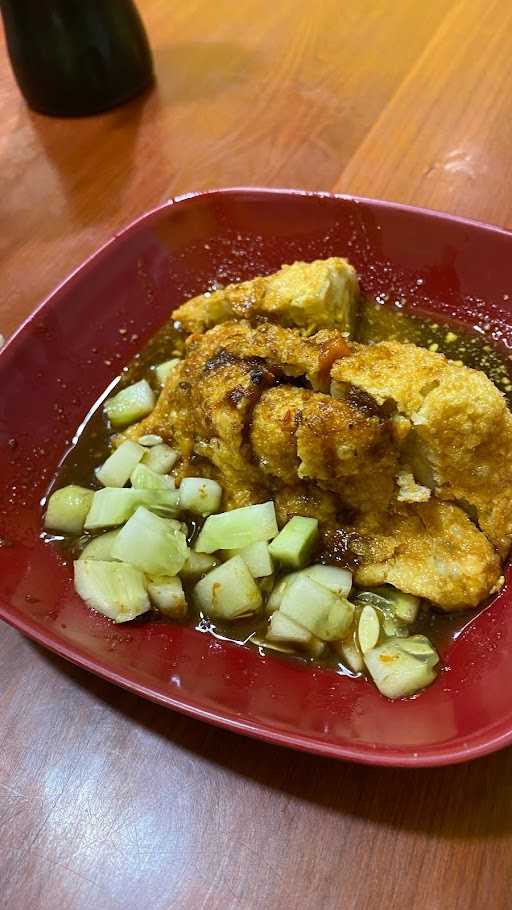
[250,386,398,513]
[332,341,512,555]
[352,500,501,610]
[128,321,350,508]
[273,484,340,528]
[131,319,349,441]
[173,258,359,335]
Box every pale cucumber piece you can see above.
[382,615,408,638]
[45,485,94,535]
[358,605,381,654]
[309,637,326,658]
[279,574,354,641]
[179,477,222,516]
[267,610,325,657]
[259,574,275,596]
[354,591,393,612]
[304,564,352,597]
[193,555,263,619]
[225,541,273,578]
[194,501,278,554]
[95,440,145,488]
[74,560,150,623]
[267,611,312,646]
[104,380,155,427]
[333,636,364,674]
[79,530,121,561]
[251,635,295,655]
[364,637,439,699]
[147,576,187,618]
[265,572,299,614]
[268,516,318,569]
[111,506,188,576]
[374,586,420,623]
[354,591,408,639]
[138,434,163,447]
[142,443,179,474]
[180,551,219,579]
[321,600,355,641]
[155,358,181,387]
[130,463,175,490]
[398,634,438,659]
[84,488,180,529]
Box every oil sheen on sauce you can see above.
[46,296,512,672]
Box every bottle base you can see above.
[26,72,155,119]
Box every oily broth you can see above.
[358,297,512,404]
[45,297,512,670]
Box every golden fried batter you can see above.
[173,258,359,335]
[332,341,512,555]
[251,386,398,513]
[274,484,340,528]
[128,321,350,508]
[352,500,501,610]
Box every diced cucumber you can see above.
[194,501,278,554]
[398,635,438,659]
[265,572,300,613]
[193,555,262,619]
[79,530,121,561]
[225,541,273,578]
[104,380,155,427]
[142,443,179,474]
[259,574,275,596]
[147,576,187,618]
[309,637,326,658]
[44,485,94,535]
[74,560,150,623]
[358,605,381,654]
[333,636,364,674]
[304,564,352,597]
[180,551,219,579]
[138,434,163,447]
[251,635,294,654]
[382,615,408,638]
[84,488,180,529]
[364,636,439,699]
[111,506,188,576]
[155,358,181,387]
[354,590,409,639]
[279,574,354,641]
[95,440,145,488]
[179,477,222,516]
[354,591,393,612]
[267,611,312,646]
[130,463,175,490]
[374,586,420,623]
[268,516,318,569]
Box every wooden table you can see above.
[1,2,512,907]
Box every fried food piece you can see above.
[131,320,350,444]
[128,321,350,508]
[332,341,512,555]
[173,258,359,335]
[352,500,501,610]
[274,484,340,528]
[251,386,398,513]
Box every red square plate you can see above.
[2,188,512,766]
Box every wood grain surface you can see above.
[1,1,512,907]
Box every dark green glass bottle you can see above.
[1,0,154,116]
